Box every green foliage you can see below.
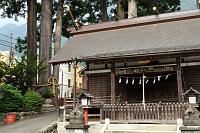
[0,38,47,95]
[137,0,181,17]
[0,61,9,79]
[41,87,53,98]
[23,91,43,112]
[0,0,26,20]
[0,84,23,113]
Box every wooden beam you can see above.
[181,61,200,67]
[111,65,116,104]
[84,69,111,74]
[89,50,200,65]
[69,10,200,35]
[176,58,184,103]
[115,64,176,75]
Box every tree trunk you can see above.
[27,0,37,84]
[53,0,64,81]
[128,0,137,18]
[100,0,108,22]
[117,1,125,19]
[39,0,52,84]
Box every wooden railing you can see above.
[101,102,185,121]
[91,96,122,105]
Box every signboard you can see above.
[116,65,176,75]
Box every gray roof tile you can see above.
[50,11,200,64]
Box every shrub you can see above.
[0,84,23,113]
[41,87,53,98]
[23,91,43,112]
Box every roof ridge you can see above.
[69,9,200,35]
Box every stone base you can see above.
[41,104,56,113]
[180,126,200,133]
[69,117,84,125]
[183,119,200,126]
[65,125,90,129]
[65,125,89,133]
[65,129,88,133]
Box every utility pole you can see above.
[9,33,13,67]
[73,61,77,109]
[61,69,64,98]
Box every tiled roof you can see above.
[50,10,200,64]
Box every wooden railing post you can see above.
[100,102,103,122]
[176,58,184,103]
[157,101,161,120]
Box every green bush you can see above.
[41,87,53,98]
[23,91,43,112]
[0,84,23,113]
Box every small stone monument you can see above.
[41,99,56,113]
[183,104,200,126]
[180,88,200,133]
[182,87,200,126]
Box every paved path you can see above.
[0,111,58,133]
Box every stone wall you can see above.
[39,122,57,133]
[180,126,200,133]
[10,112,39,120]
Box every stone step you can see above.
[89,124,104,133]
[104,130,176,133]
[107,124,177,131]
[41,107,56,113]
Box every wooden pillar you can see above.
[111,65,116,104]
[176,58,183,103]
[86,63,89,92]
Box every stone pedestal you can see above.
[69,117,84,125]
[41,99,56,113]
[180,126,200,133]
[65,117,89,133]
[183,105,200,126]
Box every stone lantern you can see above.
[183,87,200,107]
[79,92,93,107]
[79,92,93,126]
[183,87,200,126]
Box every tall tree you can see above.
[39,0,53,84]
[27,0,37,84]
[113,0,180,19]
[137,0,180,16]
[100,0,108,22]
[116,0,125,19]
[128,0,137,18]
[53,0,64,80]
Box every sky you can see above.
[0,10,27,28]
